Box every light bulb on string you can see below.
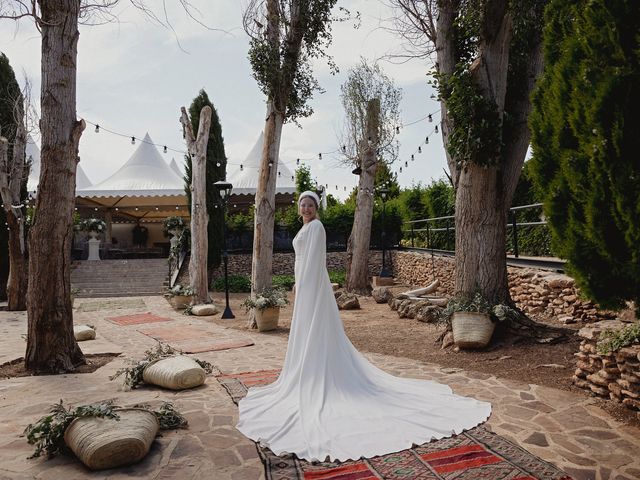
[318,153,322,160]
[400,167,403,173]
[418,146,422,153]
[291,175,294,181]
[240,164,244,171]
[435,125,439,133]
[131,136,135,145]
[216,162,221,167]
[296,158,300,165]
[411,154,414,161]
[95,125,100,133]
[428,114,433,123]
[396,126,400,134]
[268,161,273,168]
[342,145,346,153]
[163,146,167,153]
[278,171,281,177]
[425,137,429,144]
[404,161,408,167]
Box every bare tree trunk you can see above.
[180,105,212,305]
[25,0,85,373]
[251,103,284,297]
[6,212,27,310]
[345,99,380,295]
[0,129,28,310]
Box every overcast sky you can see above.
[0,0,446,200]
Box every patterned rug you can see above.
[137,325,255,353]
[106,312,172,326]
[76,298,146,312]
[217,370,573,480]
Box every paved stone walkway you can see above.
[1,294,639,480]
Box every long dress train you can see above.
[237,219,491,462]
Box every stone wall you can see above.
[210,251,385,279]
[390,251,615,324]
[573,321,640,416]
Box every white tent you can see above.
[227,132,296,195]
[27,134,92,192]
[169,157,184,179]
[75,133,187,222]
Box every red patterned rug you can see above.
[217,370,573,480]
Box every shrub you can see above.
[328,270,346,286]
[211,275,251,293]
[273,275,295,290]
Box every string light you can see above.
[131,136,135,145]
[240,164,244,171]
[411,154,414,161]
[425,137,429,144]
[95,125,100,133]
[163,146,167,153]
[216,162,221,167]
[418,146,422,153]
[296,158,300,165]
[428,114,433,122]
[435,125,439,134]
[396,126,400,134]
[318,153,322,160]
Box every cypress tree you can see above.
[184,89,227,273]
[530,0,640,315]
[0,53,22,300]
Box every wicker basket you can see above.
[255,307,279,332]
[64,408,159,471]
[142,355,206,390]
[451,311,495,349]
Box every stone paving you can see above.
[0,294,639,480]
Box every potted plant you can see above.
[166,284,195,309]
[440,292,516,349]
[241,286,290,332]
[163,216,185,237]
[78,218,106,239]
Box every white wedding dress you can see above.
[237,219,491,462]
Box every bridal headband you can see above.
[298,191,320,206]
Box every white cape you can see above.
[237,219,491,462]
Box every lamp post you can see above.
[214,180,234,319]
[379,188,392,277]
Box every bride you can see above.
[237,191,491,462]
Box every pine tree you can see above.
[184,89,227,273]
[530,0,640,315]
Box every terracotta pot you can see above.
[255,307,279,332]
[451,311,495,349]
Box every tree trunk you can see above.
[6,212,27,310]
[345,99,380,295]
[180,105,212,305]
[25,0,85,373]
[454,163,509,300]
[251,103,284,297]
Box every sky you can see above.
[0,0,447,200]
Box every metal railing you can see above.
[403,203,547,259]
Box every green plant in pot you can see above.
[241,287,289,332]
[440,291,517,349]
[166,284,195,310]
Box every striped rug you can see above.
[217,370,573,480]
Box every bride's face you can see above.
[299,197,317,224]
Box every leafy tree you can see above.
[294,164,314,197]
[184,89,226,273]
[390,0,572,343]
[339,59,401,293]
[243,0,344,311]
[530,0,640,315]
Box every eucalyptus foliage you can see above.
[530,0,640,315]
